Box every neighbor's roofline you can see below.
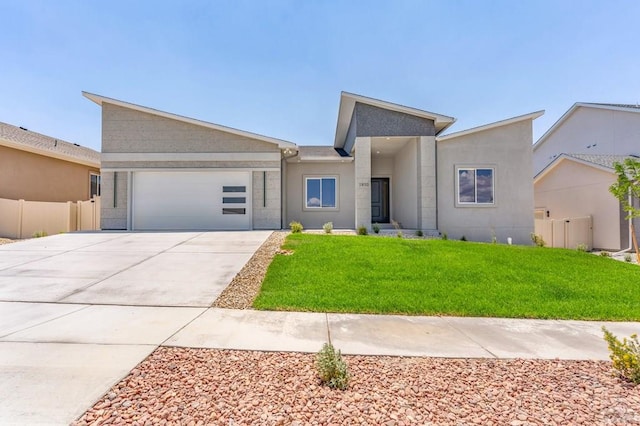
[82,91,298,149]
[533,153,616,183]
[437,110,544,142]
[333,91,456,147]
[533,102,640,152]
[0,134,99,168]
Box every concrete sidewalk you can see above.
[166,308,640,360]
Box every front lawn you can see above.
[253,234,640,320]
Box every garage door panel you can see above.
[133,171,251,230]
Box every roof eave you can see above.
[0,138,100,168]
[533,154,615,183]
[82,91,298,150]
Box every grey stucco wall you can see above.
[354,103,436,138]
[285,161,355,229]
[100,171,128,230]
[252,170,281,229]
[392,139,418,228]
[437,120,535,245]
[102,104,280,153]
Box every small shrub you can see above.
[460,235,467,242]
[289,221,303,233]
[625,254,633,263]
[530,233,546,247]
[323,222,333,234]
[397,231,403,239]
[372,223,380,234]
[491,228,497,244]
[600,251,611,258]
[441,232,448,241]
[576,243,588,252]
[602,327,640,384]
[316,343,349,390]
[32,230,48,238]
[416,230,424,237]
[357,225,368,235]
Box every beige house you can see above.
[85,91,542,244]
[0,121,100,202]
[533,103,640,250]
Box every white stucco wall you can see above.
[534,159,622,250]
[437,120,534,244]
[393,139,418,228]
[533,107,640,175]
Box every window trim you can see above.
[303,175,339,211]
[455,166,496,207]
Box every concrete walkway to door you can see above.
[0,231,639,425]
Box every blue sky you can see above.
[1,1,639,152]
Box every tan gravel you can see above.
[74,347,640,425]
[0,237,15,245]
[213,231,288,309]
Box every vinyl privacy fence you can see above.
[534,216,593,250]
[0,197,100,239]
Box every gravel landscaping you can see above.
[74,347,640,425]
[0,237,15,245]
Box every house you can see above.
[0,121,101,202]
[533,103,640,251]
[84,91,542,244]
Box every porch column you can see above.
[354,137,372,230]
[418,136,437,230]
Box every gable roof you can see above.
[534,153,636,182]
[0,121,100,168]
[82,91,298,150]
[333,92,455,147]
[437,110,544,142]
[533,102,640,152]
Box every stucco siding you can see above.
[102,104,279,154]
[437,120,534,244]
[534,108,640,175]
[354,103,435,137]
[285,162,355,229]
[534,160,621,250]
[100,171,129,230]
[101,160,280,170]
[0,145,99,202]
[252,170,281,229]
[393,139,418,228]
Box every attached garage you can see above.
[132,171,251,230]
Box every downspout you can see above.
[280,148,299,229]
[613,190,633,255]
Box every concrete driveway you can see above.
[0,231,271,425]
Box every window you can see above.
[223,186,246,193]
[90,173,101,198]
[457,168,494,205]
[305,177,337,209]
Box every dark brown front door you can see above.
[371,178,390,223]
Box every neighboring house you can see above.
[533,103,640,251]
[0,121,101,202]
[84,91,542,244]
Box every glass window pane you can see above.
[222,197,246,204]
[476,169,493,203]
[223,186,246,193]
[306,179,321,207]
[458,169,475,203]
[321,178,336,207]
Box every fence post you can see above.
[17,199,24,239]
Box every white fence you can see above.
[534,216,593,250]
[0,197,100,239]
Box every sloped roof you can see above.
[0,121,99,167]
[83,91,297,150]
[533,102,640,152]
[437,110,544,141]
[333,92,456,147]
[534,152,637,181]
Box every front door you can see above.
[371,178,390,223]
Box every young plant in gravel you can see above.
[316,343,349,390]
[602,326,640,384]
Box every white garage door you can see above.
[132,171,251,230]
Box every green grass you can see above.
[253,234,640,320]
